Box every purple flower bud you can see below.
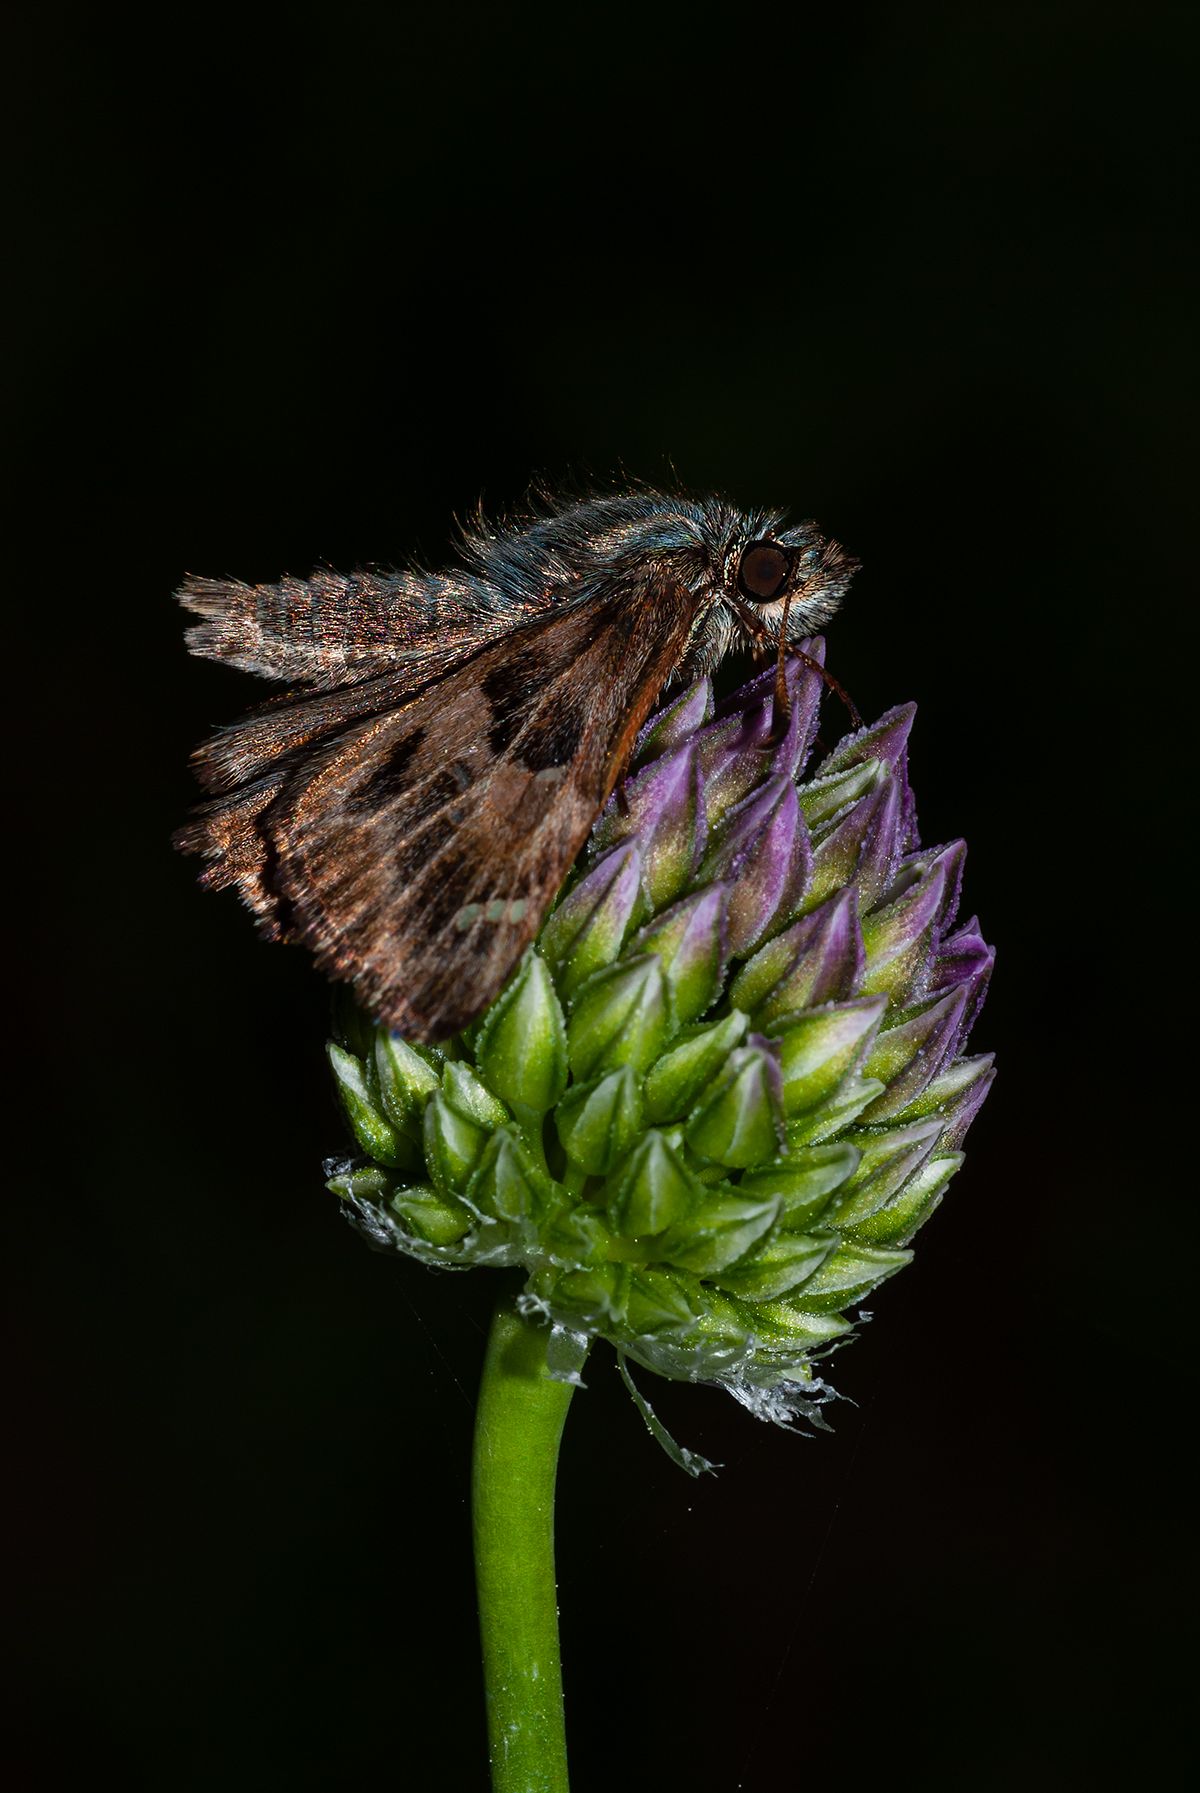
[900,1053,996,1150]
[807,773,906,915]
[888,839,967,943]
[815,702,917,778]
[701,773,812,956]
[595,742,706,910]
[539,841,644,1001]
[861,857,948,1002]
[697,648,825,825]
[728,887,864,1025]
[632,676,715,768]
[928,914,994,1037]
[633,884,730,1023]
[860,984,971,1121]
[815,702,919,853]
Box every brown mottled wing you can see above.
[179,585,697,1039]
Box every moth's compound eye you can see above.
[736,541,791,603]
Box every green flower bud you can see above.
[554,1067,644,1175]
[327,1042,416,1170]
[374,1033,441,1134]
[773,996,886,1117]
[828,1119,942,1228]
[634,886,729,1024]
[389,1184,474,1246]
[792,1243,912,1310]
[470,1128,550,1223]
[423,1064,509,1197]
[739,1142,861,1229]
[475,953,568,1116]
[684,1041,785,1168]
[566,954,671,1077]
[643,1011,749,1123]
[711,1229,837,1302]
[608,1130,703,1237]
[657,1187,779,1275]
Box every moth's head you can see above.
[464,489,858,681]
[682,507,861,677]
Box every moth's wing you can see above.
[180,585,696,1039]
[178,566,536,691]
[189,665,431,796]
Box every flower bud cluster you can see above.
[327,645,993,1422]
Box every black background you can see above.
[8,5,1195,1789]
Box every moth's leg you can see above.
[728,594,791,743]
[729,592,862,740]
[783,568,863,729]
[728,593,769,648]
[788,648,863,731]
[772,587,797,735]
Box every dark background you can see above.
[8,5,1195,1789]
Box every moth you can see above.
[177,491,858,1041]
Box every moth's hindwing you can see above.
[179,583,697,1038]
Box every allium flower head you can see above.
[327,644,993,1447]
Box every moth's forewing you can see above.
[179,581,698,1039]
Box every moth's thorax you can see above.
[461,490,855,681]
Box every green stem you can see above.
[472,1296,581,1793]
